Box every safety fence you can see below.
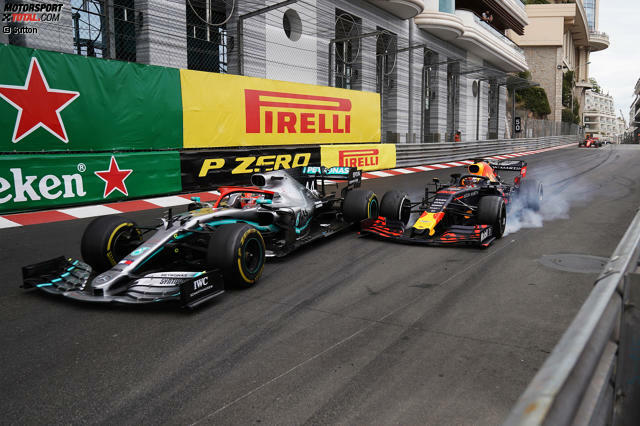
[504,208,640,425]
[508,109,581,140]
[395,135,579,168]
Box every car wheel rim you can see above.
[112,227,137,262]
[369,198,379,218]
[243,237,263,274]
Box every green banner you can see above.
[0,152,181,213]
[0,44,182,152]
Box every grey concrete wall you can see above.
[136,0,187,68]
[524,46,563,122]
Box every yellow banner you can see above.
[320,144,396,171]
[180,70,380,148]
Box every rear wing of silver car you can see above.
[300,166,362,197]
[302,166,361,181]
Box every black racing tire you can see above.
[520,179,543,211]
[81,216,142,273]
[380,190,411,225]
[478,196,506,239]
[207,223,265,289]
[343,189,379,223]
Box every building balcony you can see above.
[417,6,527,71]
[414,10,464,40]
[366,0,425,19]
[455,0,528,34]
[575,80,593,89]
[589,31,610,52]
[497,0,528,28]
[459,10,527,71]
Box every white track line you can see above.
[366,171,395,177]
[59,205,122,218]
[145,195,192,207]
[0,217,21,229]
[391,168,413,174]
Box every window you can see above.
[376,27,397,94]
[113,0,136,62]
[186,0,228,73]
[334,11,361,89]
[283,9,302,41]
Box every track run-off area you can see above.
[1,144,639,424]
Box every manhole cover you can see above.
[538,254,608,274]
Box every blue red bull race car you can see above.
[361,159,543,248]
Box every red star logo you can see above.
[94,156,133,198]
[0,57,79,144]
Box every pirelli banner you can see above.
[180,146,320,191]
[180,70,381,148]
[320,144,396,172]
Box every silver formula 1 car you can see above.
[22,167,378,308]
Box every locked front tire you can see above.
[478,196,506,239]
[380,190,411,225]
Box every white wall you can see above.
[265,2,318,84]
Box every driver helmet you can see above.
[461,176,481,187]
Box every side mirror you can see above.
[432,178,440,184]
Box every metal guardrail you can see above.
[504,208,640,425]
[395,136,578,168]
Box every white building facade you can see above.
[583,90,617,140]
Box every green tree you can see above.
[512,71,551,118]
[562,96,580,124]
[589,77,602,94]
[562,70,575,108]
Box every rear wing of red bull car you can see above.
[484,159,527,175]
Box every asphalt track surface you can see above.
[2,144,639,425]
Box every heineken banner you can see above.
[180,147,320,191]
[0,152,181,213]
[0,44,182,152]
